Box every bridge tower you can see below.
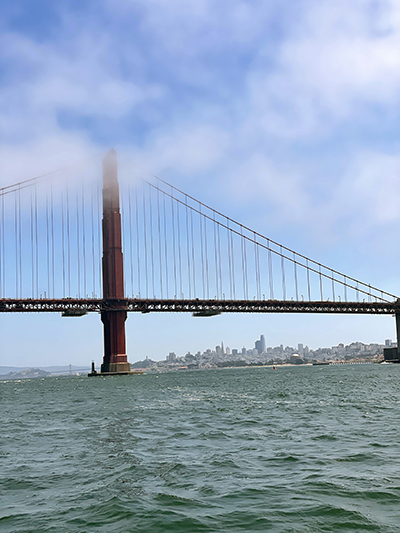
[100,149,131,374]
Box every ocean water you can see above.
[1,365,400,532]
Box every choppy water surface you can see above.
[2,365,400,532]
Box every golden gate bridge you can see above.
[1,150,399,373]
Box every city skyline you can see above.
[144,333,390,365]
[132,337,386,370]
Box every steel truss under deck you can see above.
[0,298,399,315]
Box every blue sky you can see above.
[2,0,400,367]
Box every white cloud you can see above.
[229,154,310,221]
[120,124,230,179]
[338,150,400,225]
[247,0,400,137]
[0,133,100,187]
[0,30,164,135]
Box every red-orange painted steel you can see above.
[100,150,130,373]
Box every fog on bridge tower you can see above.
[1,149,400,372]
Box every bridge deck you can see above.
[0,298,398,315]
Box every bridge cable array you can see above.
[120,176,397,304]
[0,165,397,305]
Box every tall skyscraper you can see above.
[255,335,266,354]
[260,335,266,352]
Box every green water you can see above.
[1,365,400,532]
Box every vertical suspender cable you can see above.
[120,188,126,297]
[14,192,18,298]
[1,192,4,297]
[331,270,335,302]
[306,259,311,301]
[135,188,141,297]
[157,187,163,299]
[61,189,66,297]
[30,188,34,298]
[217,222,223,298]
[46,189,50,297]
[185,197,191,299]
[227,221,232,299]
[280,246,286,301]
[190,208,196,298]
[91,182,96,297]
[18,188,22,298]
[176,197,183,298]
[97,179,102,296]
[66,182,71,296]
[199,205,205,298]
[256,235,262,299]
[171,189,177,297]
[241,227,245,299]
[82,182,87,297]
[204,215,210,299]
[344,276,347,302]
[129,185,134,297]
[243,232,248,300]
[148,185,155,298]
[0,191,2,298]
[267,239,274,300]
[254,233,261,300]
[163,193,169,298]
[35,184,39,298]
[231,230,236,300]
[76,189,81,298]
[319,265,323,300]
[142,186,148,298]
[51,182,55,298]
[293,252,298,301]
[213,212,219,298]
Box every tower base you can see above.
[100,361,131,373]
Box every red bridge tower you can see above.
[100,149,131,373]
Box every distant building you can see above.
[298,343,304,356]
[232,349,238,356]
[166,352,177,362]
[255,335,266,354]
[241,347,246,355]
[260,335,266,352]
[385,339,392,347]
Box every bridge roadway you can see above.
[0,298,399,315]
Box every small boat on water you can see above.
[312,362,330,366]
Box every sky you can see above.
[1,0,400,367]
